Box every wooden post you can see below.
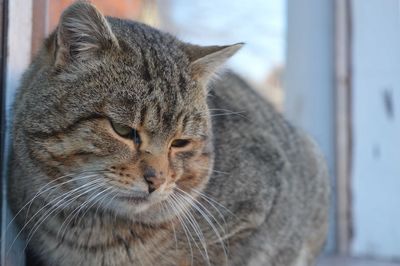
[1,1,33,265]
[335,0,352,256]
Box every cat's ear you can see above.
[55,1,119,66]
[183,43,244,83]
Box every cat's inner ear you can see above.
[183,43,244,83]
[55,2,119,66]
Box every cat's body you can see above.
[8,2,329,266]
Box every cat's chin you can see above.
[101,188,196,225]
[100,191,173,224]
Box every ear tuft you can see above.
[55,1,119,66]
[183,43,244,83]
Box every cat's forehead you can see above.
[109,19,188,69]
[104,60,202,115]
[103,19,196,95]
[107,82,207,132]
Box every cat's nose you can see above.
[143,167,165,193]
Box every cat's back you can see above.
[209,71,326,178]
[207,72,329,265]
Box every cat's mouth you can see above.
[117,192,149,203]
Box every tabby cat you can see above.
[8,2,329,266]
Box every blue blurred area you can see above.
[168,0,286,84]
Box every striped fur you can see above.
[8,2,329,266]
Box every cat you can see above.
[8,2,329,266]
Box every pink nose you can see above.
[143,167,165,193]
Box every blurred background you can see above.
[1,0,399,265]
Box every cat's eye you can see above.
[171,139,190,148]
[110,121,141,145]
[111,122,131,137]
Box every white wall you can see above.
[351,0,400,259]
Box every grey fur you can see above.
[8,2,329,266]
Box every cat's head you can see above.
[14,2,242,223]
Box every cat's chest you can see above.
[23,198,241,265]
[37,213,188,265]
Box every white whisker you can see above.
[57,185,112,240]
[8,178,103,255]
[192,188,238,219]
[7,172,102,234]
[175,188,229,265]
[23,180,105,252]
[166,196,194,266]
[173,193,211,266]
[160,202,178,251]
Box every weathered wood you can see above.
[1,1,32,265]
[335,0,352,256]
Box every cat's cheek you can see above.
[175,153,211,192]
[176,171,209,192]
